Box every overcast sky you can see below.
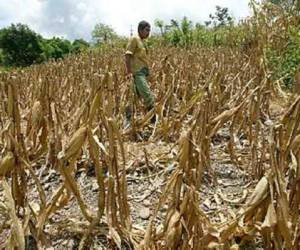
[0,0,254,41]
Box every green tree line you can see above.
[1,1,300,88]
[0,23,90,67]
[150,6,237,48]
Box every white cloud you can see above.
[0,0,254,41]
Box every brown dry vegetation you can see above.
[1,44,300,249]
[1,4,300,248]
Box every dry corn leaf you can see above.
[88,90,101,124]
[59,125,87,160]
[0,151,15,176]
[31,101,43,129]
[2,180,25,250]
[59,161,93,222]
[261,202,277,229]
[165,209,182,249]
[243,175,270,214]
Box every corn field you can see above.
[0,40,300,249]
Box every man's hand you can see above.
[125,54,133,81]
[125,72,133,81]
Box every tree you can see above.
[0,49,3,65]
[71,39,90,53]
[208,6,233,27]
[41,37,72,60]
[170,19,179,29]
[0,23,44,66]
[92,23,118,44]
[165,17,193,47]
[180,17,192,36]
[268,0,296,7]
[266,0,300,13]
[154,19,165,36]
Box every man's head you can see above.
[138,21,151,39]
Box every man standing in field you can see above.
[124,20,156,128]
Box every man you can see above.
[124,20,156,128]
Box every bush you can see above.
[0,49,3,65]
[266,27,300,87]
[0,23,44,67]
[41,37,72,60]
[71,39,90,54]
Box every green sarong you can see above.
[133,67,155,109]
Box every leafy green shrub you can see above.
[266,27,300,87]
[71,39,90,54]
[41,37,72,60]
[0,48,3,65]
[0,23,44,66]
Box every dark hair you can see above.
[138,21,150,33]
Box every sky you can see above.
[0,0,255,41]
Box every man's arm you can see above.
[125,54,133,76]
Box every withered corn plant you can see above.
[0,8,300,247]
